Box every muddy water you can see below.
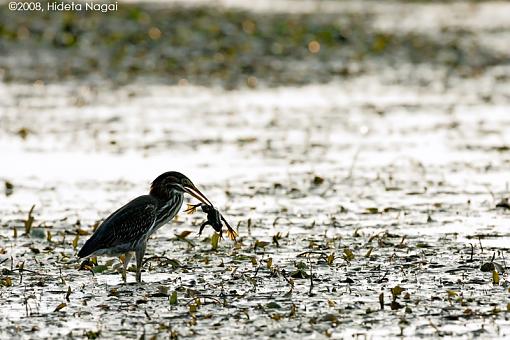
[1,66,510,339]
[2,0,510,337]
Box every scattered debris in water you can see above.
[2,0,510,338]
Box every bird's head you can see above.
[150,171,213,205]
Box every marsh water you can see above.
[1,1,510,339]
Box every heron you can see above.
[77,171,213,283]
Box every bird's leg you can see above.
[135,245,146,283]
[121,253,132,284]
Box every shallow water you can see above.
[2,66,510,338]
[2,1,510,339]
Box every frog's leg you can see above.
[199,221,211,235]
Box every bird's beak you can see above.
[184,185,213,206]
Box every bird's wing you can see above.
[78,195,157,257]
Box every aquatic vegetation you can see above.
[1,1,510,338]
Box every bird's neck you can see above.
[150,187,182,201]
[154,192,184,226]
[152,190,183,206]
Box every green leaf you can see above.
[72,234,79,250]
[166,259,181,269]
[391,285,404,298]
[177,230,192,239]
[54,303,67,312]
[343,248,355,261]
[189,304,197,313]
[365,247,373,258]
[365,207,379,214]
[24,205,35,235]
[92,265,108,273]
[254,240,270,250]
[326,253,335,266]
[169,291,178,305]
[1,277,13,287]
[266,302,281,309]
[211,232,220,250]
[296,261,308,270]
[447,290,458,297]
[290,269,310,279]
[493,270,500,285]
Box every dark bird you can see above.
[78,171,213,283]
